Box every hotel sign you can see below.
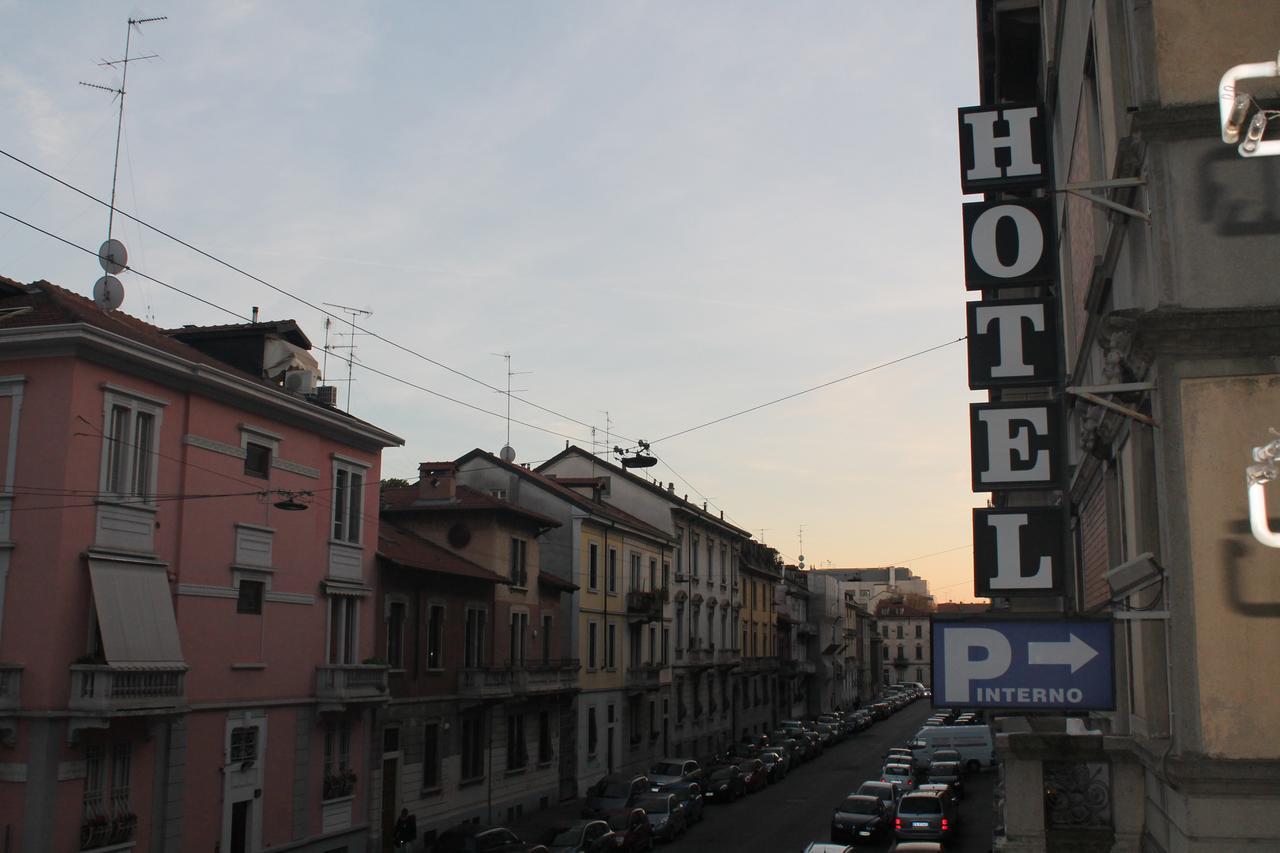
[959,101,1066,598]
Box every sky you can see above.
[0,1,989,601]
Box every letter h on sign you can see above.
[957,104,1050,194]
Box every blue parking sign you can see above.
[932,619,1115,710]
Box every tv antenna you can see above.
[80,15,166,312]
[321,302,372,413]
[491,352,531,460]
[798,524,806,569]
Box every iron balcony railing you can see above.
[457,659,581,698]
[796,621,818,636]
[70,664,186,715]
[624,664,662,691]
[625,590,666,622]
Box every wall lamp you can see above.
[1219,52,1280,157]
[1246,432,1280,548]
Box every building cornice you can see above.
[0,323,403,451]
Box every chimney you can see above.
[668,482,675,493]
[418,462,457,501]
[251,306,259,322]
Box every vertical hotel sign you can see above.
[958,104,1066,598]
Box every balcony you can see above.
[683,647,712,667]
[458,660,581,698]
[796,621,818,636]
[70,664,186,716]
[625,590,666,623]
[714,649,737,667]
[315,664,389,705]
[625,664,662,692]
[740,657,779,673]
[892,656,911,669]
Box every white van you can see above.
[909,725,995,771]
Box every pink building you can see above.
[0,276,402,853]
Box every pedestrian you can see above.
[393,808,416,849]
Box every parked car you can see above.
[802,844,854,853]
[925,762,963,799]
[801,730,825,757]
[647,758,704,792]
[829,793,890,845]
[869,702,892,720]
[605,808,654,853]
[668,781,705,823]
[884,748,915,768]
[887,843,943,853]
[436,824,545,853]
[929,749,962,769]
[916,784,960,823]
[759,749,789,782]
[583,773,650,817]
[539,820,616,853]
[704,765,747,802]
[881,764,915,792]
[736,757,768,792]
[635,794,687,843]
[892,791,955,844]
[855,780,903,819]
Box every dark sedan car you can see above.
[738,758,768,792]
[633,794,687,842]
[704,765,747,803]
[605,808,654,853]
[583,773,650,817]
[759,749,789,782]
[539,820,616,853]
[830,794,891,845]
[668,781,704,823]
[436,824,545,853]
[925,762,963,799]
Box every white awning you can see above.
[88,557,184,665]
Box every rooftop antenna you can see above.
[80,15,166,311]
[491,352,531,462]
[798,524,806,570]
[320,317,332,383]
[321,302,372,413]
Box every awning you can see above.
[322,578,373,597]
[88,557,184,665]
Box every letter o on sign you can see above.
[962,197,1054,290]
[971,205,1043,278]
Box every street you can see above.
[662,703,993,853]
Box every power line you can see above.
[0,147,634,444]
[5,211,597,444]
[647,336,967,446]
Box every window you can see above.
[606,623,616,669]
[707,540,714,582]
[102,396,161,501]
[915,624,923,639]
[422,723,441,790]
[882,625,889,638]
[883,645,889,660]
[237,579,264,615]
[751,581,757,609]
[706,610,714,648]
[327,596,357,665]
[230,727,258,763]
[588,621,598,669]
[675,605,685,649]
[460,713,484,782]
[720,612,727,649]
[463,607,485,668]
[426,605,445,669]
[542,614,553,665]
[324,722,352,796]
[110,741,131,817]
[83,745,104,820]
[648,624,656,664]
[538,711,552,764]
[630,552,641,591]
[720,546,727,586]
[691,604,701,645]
[506,714,528,771]
[509,538,528,587]
[587,706,598,756]
[691,535,699,577]
[332,462,366,544]
[244,441,272,478]
[649,558,657,591]
[662,627,669,664]
[629,623,642,668]
[896,626,904,640]
[608,548,618,593]
[915,644,923,660]
[589,544,599,590]
[509,612,528,667]
[662,562,670,590]
[675,530,684,577]
[386,601,406,668]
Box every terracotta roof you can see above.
[536,445,752,538]
[0,276,397,438]
[538,572,579,594]
[934,602,990,613]
[377,523,507,584]
[454,448,674,543]
[380,483,561,528]
[165,319,312,349]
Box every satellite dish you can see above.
[500,445,516,463]
[93,275,125,311]
[98,239,128,275]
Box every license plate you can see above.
[912,821,929,828]
[858,831,871,836]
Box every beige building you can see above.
[972,2,1280,851]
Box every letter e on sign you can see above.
[958,104,1050,193]
[970,401,1062,491]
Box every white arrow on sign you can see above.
[1027,633,1098,673]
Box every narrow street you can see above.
[662,703,993,853]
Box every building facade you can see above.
[0,277,402,853]
[873,595,932,688]
[737,541,781,739]
[971,2,1280,851]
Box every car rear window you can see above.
[900,796,942,815]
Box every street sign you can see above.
[932,619,1114,710]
